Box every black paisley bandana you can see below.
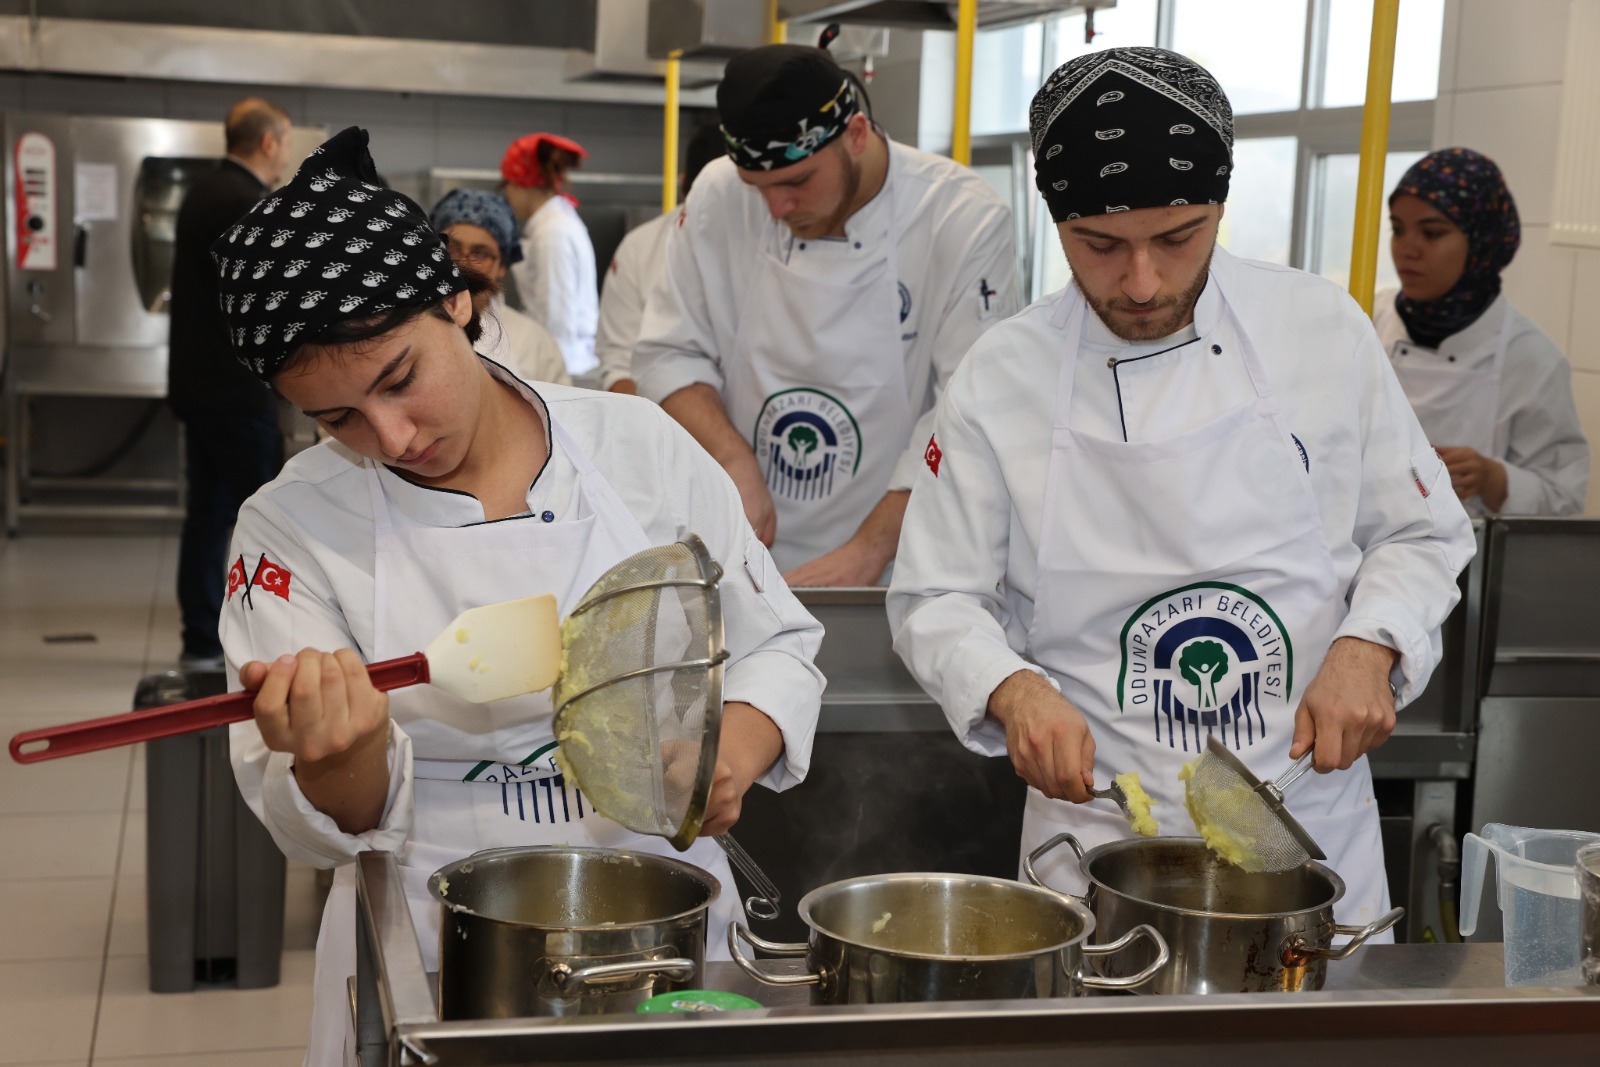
[210,126,464,381]
[1029,47,1233,222]
[718,44,861,172]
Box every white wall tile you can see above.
[1452,0,1572,91]
[1502,224,1576,350]
[1437,0,1463,95]
[1568,248,1600,374]
[1568,368,1600,515]
[1431,90,1455,147]
[1446,83,1563,225]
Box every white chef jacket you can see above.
[596,209,674,390]
[1373,289,1589,516]
[888,248,1476,754]
[510,196,599,376]
[476,294,571,387]
[221,363,824,867]
[634,144,1019,494]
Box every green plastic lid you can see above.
[636,990,762,1013]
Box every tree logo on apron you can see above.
[752,387,861,502]
[1115,582,1294,753]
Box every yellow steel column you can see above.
[663,49,682,213]
[952,0,977,165]
[768,0,787,44]
[1347,0,1401,316]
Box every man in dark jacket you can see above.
[168,98,295,668]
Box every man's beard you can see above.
[787,149,862,240]
[1077,243,1215,342]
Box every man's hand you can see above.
[1436,446,1508,511]
[724,451,778,547]
[659,383,777,545]
[783,490,908,587]
[1289,637,1398,772]
[783,538,885,587]
[987,669,1096,803]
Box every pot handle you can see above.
[1285,907,1405,963]
[726,922,822,987]
[1081,923,1171,991]
[1022,833,1087,900]
[550,957,698,993]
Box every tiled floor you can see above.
[0,533,321,1066]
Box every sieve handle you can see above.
[718,834,782,920]
[1269,751,1317,799]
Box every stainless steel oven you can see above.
[2,114,323,533]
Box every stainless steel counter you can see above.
[353,854,1600,1067]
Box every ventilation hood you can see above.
[647,0,771,61]
[566,0,725,86]
[777,0,1111,31]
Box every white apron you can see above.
[1389,306,1514,515]
[302,421,737,1066]
[726,166,912,575]
[1019,276,1391,937]
[1389,303,1513,456]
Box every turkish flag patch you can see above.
[251,554,293,602]
[225,557,248,602]
[924,434,942,477]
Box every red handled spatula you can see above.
[9,594,561,764]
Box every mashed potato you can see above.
[1113,772,1159,837]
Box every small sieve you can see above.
[552,534,781,920]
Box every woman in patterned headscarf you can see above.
[429,186,570,387]
[214,127,822,1064]
[1374,147,1588,515]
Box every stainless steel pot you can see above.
[427,846,719,1018]
[1026,834,1403,994]
[727,872,1168,1003]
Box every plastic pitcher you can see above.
[1460,824,1600,986]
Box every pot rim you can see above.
[796,871,1098,962]
[427,844,721,931]
[1081,836,1346,922]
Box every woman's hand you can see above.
[1436,446,1508,511]
[700,702,782,836]
[241,648,393,834]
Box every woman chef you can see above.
[213,128,823,1064]
[888,49,1475,931]
[500,132,600,379]
[1374,148,1589,515]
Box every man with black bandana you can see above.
[633,43,1018,586]
[888,48,1476,933]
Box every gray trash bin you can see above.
[141,669,286,991]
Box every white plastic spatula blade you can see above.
[422,594,561,702]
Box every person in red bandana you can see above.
[499,132,599,379]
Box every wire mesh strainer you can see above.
[1182,736,1328,873]
[551,534,782,919]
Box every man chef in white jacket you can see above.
[888,48,1476,931]
[634,42,1018,585]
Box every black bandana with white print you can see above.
[210,126,464,381]
[1029,47,1233,223]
